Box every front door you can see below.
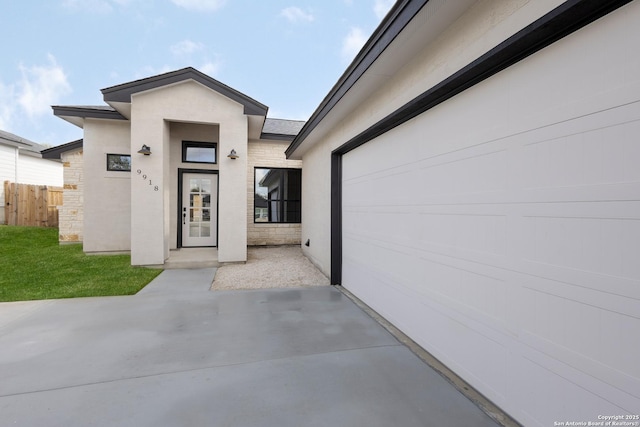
[182,172,217,247]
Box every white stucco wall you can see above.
[82,119,131,252]
[299,142,332,274]
[130,80,248,265]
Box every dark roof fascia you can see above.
[52,106,127,121]
[331,0,634,157]
[285,0,427,158]
[41,139,84,160]
[101,67,268,116]
[259,133,296,142]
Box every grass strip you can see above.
[0,226,161,302]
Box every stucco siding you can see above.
[247,139,302,246]
[82,119,131,252]
[130,80,248,264]
[299,140,332,276]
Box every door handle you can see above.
[183,212,186,225]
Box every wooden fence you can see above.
[3,181,63,227]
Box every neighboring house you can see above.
[0,130,63,224]
[286,1,639,426]
[50,67,303,264]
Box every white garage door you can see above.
[341,6,640,426]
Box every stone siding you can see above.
[247,140,302,245]
[58,150,83,243]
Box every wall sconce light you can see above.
[137,144,152,155]
[227,149,239,159]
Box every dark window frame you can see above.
[181,141,217,164]
[106,153,131,172]
[254,167,301,224]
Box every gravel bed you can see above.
[211,246,330,291]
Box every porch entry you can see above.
[179,170,218,247]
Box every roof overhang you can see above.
[52,106,127,128]
[285,0,477,159]
[259,133,296,142]
[287,0,635,159]
[101,67,269,117]
[41,139,84,160]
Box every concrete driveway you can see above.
[0,269,500,427]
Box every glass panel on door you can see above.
[182,173,217,246]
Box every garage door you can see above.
[341,5,640,426]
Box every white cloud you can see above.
[171,0,225,12]
[341,27,368,61]
[134,65,176,80]
[17,55,72,118]
[170,39,204,56]
[280,6,314,23]
[0,82,15,130]
[199,61,221,77]
[373,0,394,20]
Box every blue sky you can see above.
[1,0,394,147]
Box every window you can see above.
[182,141,217,164]
[254,168,301,223]
[106,154,131,171]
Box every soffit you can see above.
[52,105,127,129]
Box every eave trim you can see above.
[101,67,268,116]
[259,133,296,142]
[333,0,634,156]
[41,139,84,160]
[52,106,127,121]
[285,0,428,158]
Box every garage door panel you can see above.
[418,149,508,196]
[513,352,631,427]
[343,253,514,402]
[418,211,508,258]
[519,264,640,318]
[521,319,640,402]
[522,117,640,189]
[341,4,640,422]
[345,231,514,336]
[525,214,640,280]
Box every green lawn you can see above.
[0,226,162,302]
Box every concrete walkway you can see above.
[0,269,500,427]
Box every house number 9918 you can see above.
[136,169,160,191]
